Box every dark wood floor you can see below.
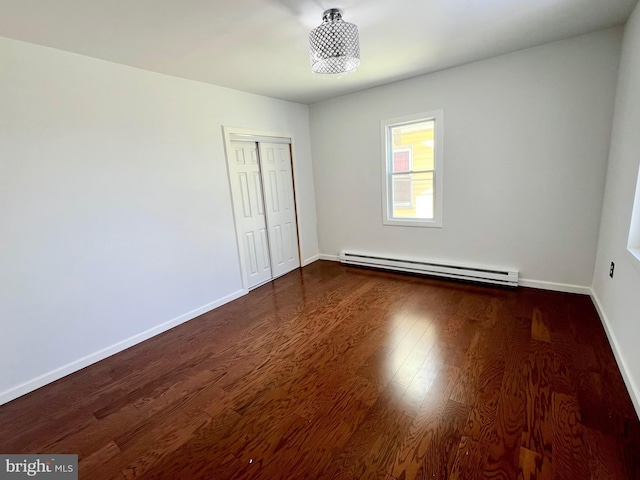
[1,261,639,479]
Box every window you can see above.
[381,110,444,227]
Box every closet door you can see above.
[228,141,272,288]
[259,142,301,278]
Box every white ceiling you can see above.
[0,0,637,104]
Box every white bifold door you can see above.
[227,139,300,289]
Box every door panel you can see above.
[268,171,279,212]
[245,231,258,274]
[259,142,301,278]
[228,142,272,288]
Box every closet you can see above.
[226,134,300,289]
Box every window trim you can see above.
[380,110,444,228]
[627,166,640,272]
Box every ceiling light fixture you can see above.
[309,8,360,76]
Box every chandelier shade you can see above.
[309,8,360,76]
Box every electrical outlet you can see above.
[610,262,615,278]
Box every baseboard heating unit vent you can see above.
[340,251,519,287]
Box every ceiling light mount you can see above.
[309,8,360,76]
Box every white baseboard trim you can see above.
[0,289,246,407]
[518,278,592,295]
[302,254,320,266]
[319,254,340,262]
[591,291,640,417]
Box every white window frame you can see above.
[627,166,640,271]
[381,110,444,228]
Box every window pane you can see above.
[393,150,411,173]
[390,120,435,172]
[392,172,434,219]
[393,174,412,206]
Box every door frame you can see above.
[222,126,302,292]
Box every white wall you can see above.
[592,3,640,413]
[0,37,318,404]
[310,28,622,291]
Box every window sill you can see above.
[628,247,640,273]
[383,218,442,228]
[623,247,640,277]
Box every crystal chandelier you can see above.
[309,8,360,76]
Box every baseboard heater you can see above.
[339,250,519,287]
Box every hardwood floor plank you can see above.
[582,426,629,480]
[237,378,382,479]
[551,392,590,480]
[320,384,415,479]
[531,307,551,343]
[420,399,472,479]
[118,410,211,479]
[140,451,245,480]
[518,446,552,480]
[464,358,505,444]
[78,441,122,478]
[449,329,483,406]
[449,435,488,480]
[131,409,243,479]
[483,390,526,479]
[387,365,461,480]
[519,344,554,457]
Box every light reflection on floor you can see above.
[385,312,442,410]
